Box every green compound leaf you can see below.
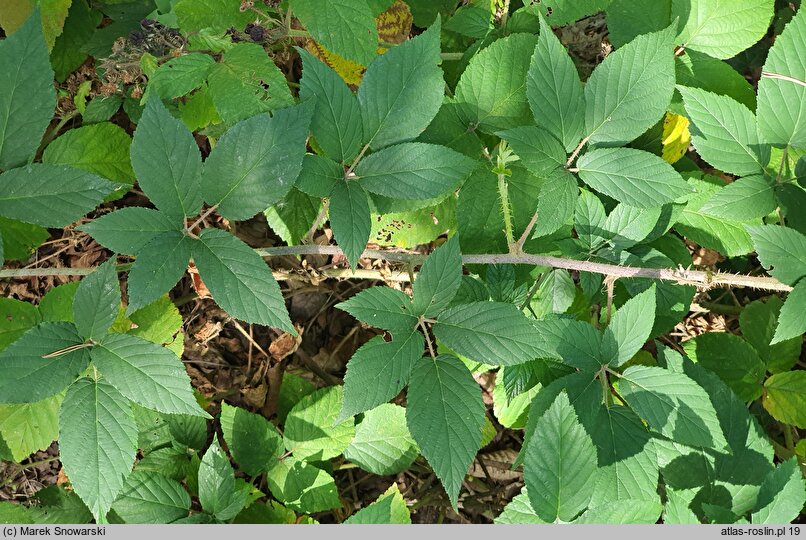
[266,457,340,514]
[131,99,203,219]
[337,286,417,334]
[698,175,776,221]
[220,402,283,477]
[79,208,180,256]
[344,484,411,524]
[584,25,675,146]
[455,33,538,134]
[619,365,728,450]
[126,231,192,316]
[344,404,418,476]
[434,301,557,366]
[746,225,806,286]
[524,391,597,523]
[757,9,806,148]
[146,53,215,100]
[91,333,207,417]
[412,235,462,317]
[683,332,766,402]
[0,165,113,228]
[751,458,806,524]
[0,296,41,351]
[42,122,135,187]
[284,386,355,461]
[406,355,484,509]
[672,0,774,60]
[339,332,424,421]
[73,259,120,341]
[207,43,295,125]
[0,322,90,404]
[356,143,476,200]
[0,10,56,170]
[198,437,247,522]
[773,280,806,345]
[193,228,294,332]
[0,393,62,462]
[329,180,372,270]
[679,86,769,176]
[59,378,137,523]
[498,126,566,176]
[528,14,585,151]
[291,0,377,65]
[576,148,692,209]
[358,19,443,150]
[763,371,806,428]
[299,48,363,163]
[111,470,191,524]
[201,103,312,221]
[601,285,656,367]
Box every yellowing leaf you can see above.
[661,113,691,164]
[304,0,413,85]
[0,0,72,50]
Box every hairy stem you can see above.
[565,135,590,168]
[497,169,515,250]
